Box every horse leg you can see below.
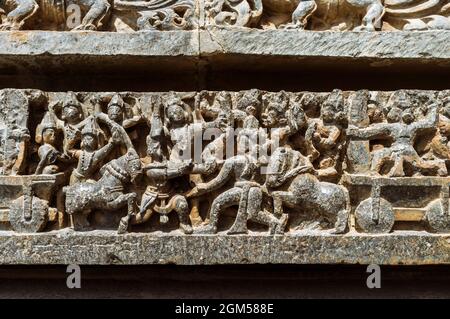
[329,188,350,234]
[195,188,242,234]
[330,209,349,234]
[105,193,136,234]
[251,210,289,235]
[271,191,295,216]
[71,209,92,230]
[172,195,193,234]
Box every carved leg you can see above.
[73,0,111,31]
[72,210,92,231]
[283,0,317,30]
[227,186,261,235]
[195,188,242,234]
[105,193,136,234]
[189,198,203,226]
[0,0,38,30]
[354,0,384,31]
[271,191,295,216]
[329,209,349,234]
[252,210,289,235]
[173,195,193,234]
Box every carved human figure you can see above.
[118,101,193,234]
[48,93,93,159]
[347,91,445,177]
[189,131,288,235]
[69,117,121,185]
[261,92,306,154]
[35,112,70,175]
[0,125,29,175]
[165,93,224,164]
[304,90,345,181]
[421,95,450,166]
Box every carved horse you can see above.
[63,148,142,231]
[266,147,350,234]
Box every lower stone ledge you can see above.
[0,230,449,265]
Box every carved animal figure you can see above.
[266,147,350,233]
[0,0,194,30]
[383,0,450,30]
[208,0,385,30]
[0,0,111,30]
[63,148,141,230]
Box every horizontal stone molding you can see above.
[1,30,449,90]
[0,231,449,265]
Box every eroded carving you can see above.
[0,0,196,31]
[0,89,450,236]
[205,0,450,30]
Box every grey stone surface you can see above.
[0,230,449,265]
[200,29,450,62]
[0,30,449,71]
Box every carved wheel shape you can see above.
[425,199,450,233]
[355,198,395,233]
[9,196,49,233]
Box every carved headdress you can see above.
[81,117,101,138]
[237,89,260,110]
[62,92,83,111]
[108,94,125,110]
[164,93,190,124]
[35,112,58,144]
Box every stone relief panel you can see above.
[0,0,197,31]
[204,0,450,30]
[0,0,448,30]
[0,89,450,235]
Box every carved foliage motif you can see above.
[0,89,450,235]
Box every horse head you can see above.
[266,147,304,188]
[124,148,142,183]
[105,148,142,184]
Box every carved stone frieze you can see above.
[0,89,450,239]
[0,0,448,31]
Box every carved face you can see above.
[81,133,98,151]
[62,104,82,124]
[387,107,401,123]
[246,105,257,116]
[321,105,335,123]
[401,109,415,125]
[167,103,186,124]
[108,104,123,123]
[262,109,280,127]
[42,128,56,145]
